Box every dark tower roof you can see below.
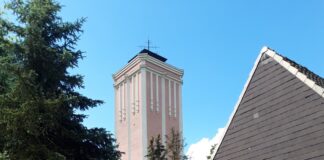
[128,49,167,63]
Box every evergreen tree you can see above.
[147,129,187,160]
[165,129,187,160]
[0,151,9,160]
[0,0,121,159]
[154,135,167,160]
[146,137,156,160]
[206,144,217,160]
[146,135,167,160]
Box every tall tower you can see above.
[113,49,184,160]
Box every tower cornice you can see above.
[113,53,184,86]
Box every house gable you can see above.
[214,47,324,160]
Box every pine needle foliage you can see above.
[146,129,187,160]
[165,129,187,160]
[0,0,121,159]
[146,135,167,160]
[207,144,217,160]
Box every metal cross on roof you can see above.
[139,40,158,51]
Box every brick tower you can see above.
[113,49,184,160]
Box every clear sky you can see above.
[53,0,324,154]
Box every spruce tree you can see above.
[147,129,187,160]
[154,135,167,160]
[0,0,121,159]
[165,129,187,160]
[146,135,167,160]
[207,144,217,160]
[146,137,156,160]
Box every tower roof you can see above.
[128,49,167,63]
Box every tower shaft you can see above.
[113,50,184,160]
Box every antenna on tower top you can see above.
[138,39,158,51]
[147,39,151,50]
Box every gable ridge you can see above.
[213,46,324,159]
[262,47,324,98]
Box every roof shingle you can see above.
[280,54,324,88]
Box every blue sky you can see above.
[53,0,324,151]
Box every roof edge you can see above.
[214,46,324,159]
[113,53,183,82]
[264,48,324,98]
[128,49,167,63]
[213,46,266,157]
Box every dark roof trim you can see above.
[128,49,167,63]
[281,55,324,88]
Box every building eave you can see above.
[113,53,184,82]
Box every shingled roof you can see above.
[281,55,324,88]
[264,47,324,96]
[213,47,324,160]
